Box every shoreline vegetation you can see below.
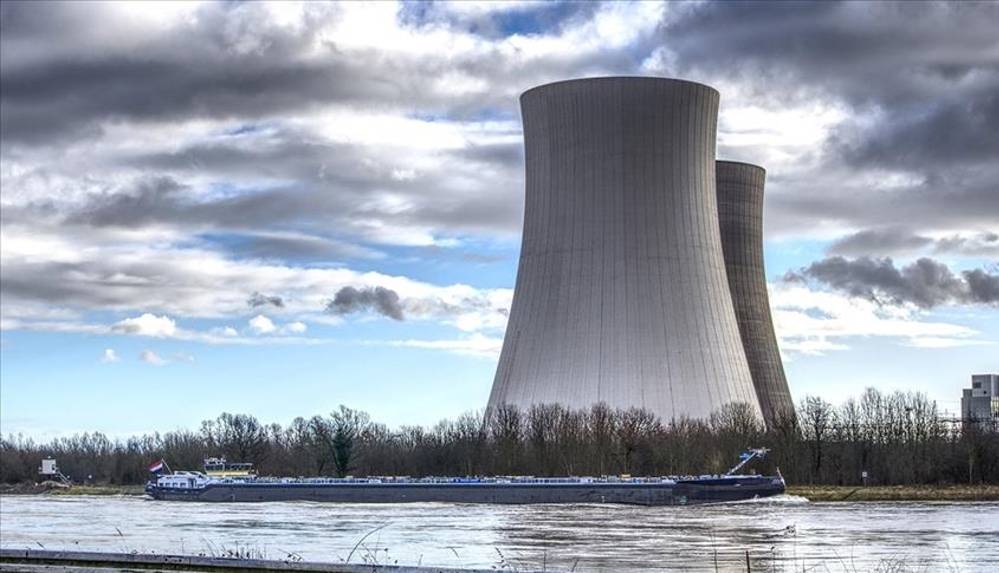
[2,482,997,502]
[786,484,999,502]
[4,388,998,490]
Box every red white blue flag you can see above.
[148,459,165,473]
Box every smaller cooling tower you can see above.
[716,161,795,426]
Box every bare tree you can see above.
[800,397,835,480]
[200,413,268,464]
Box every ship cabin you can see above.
[156,471,209,489]
[203,457,256,479]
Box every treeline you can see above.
[2,389,996,486]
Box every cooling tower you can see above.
[716,161,794,426]
[488,77,762,421]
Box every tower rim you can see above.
[717,159,767,176]
[520,76,719,101]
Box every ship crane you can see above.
[725,448,770,476]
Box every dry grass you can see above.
[49,484,146,496]
[787,484,999,502]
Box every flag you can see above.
[739,452,753,461]
[148,459,166,473]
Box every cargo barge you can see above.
[145,450,784,506]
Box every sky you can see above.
[1,1,997,438]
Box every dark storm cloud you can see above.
[964,269,999,305]
[836,90,999,170]
[934,232,999,258]
[325,286,405,321]
[68,177,190,228]
[40,104,527,244]
[785,256,999,308]
[765,170,999,239]
[0,1,600,149]
[656,1,999,245]
[0,260,151,309]
[62,158,522,243]
[66,176,334,232]
[0,2,403,146]
[661,2,999,106]
[828,229,999,258]
[455,142,524,167]
[247,292,284,309]
[828,229,934,257]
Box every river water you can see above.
[1,495,996,572]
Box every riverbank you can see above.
[787,484,999,502]
[0,482,145,496]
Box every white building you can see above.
[961,374,999,430]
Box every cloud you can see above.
[216,232,385,262]
[244,315,303,337]
[385,333,503,359]
[933,232,999,258]
[828,229,999,258]
[248,314,277,334]
[100,348,119,363]
[965,269,999,305]
[326,286,405,321]
[247,292,284,308]
[902,337,994,350]
[641,2,999,241]
[5,1,995,253]
[0,221,510,324]
[784,257,999,309]
[138,348,196,365]
[0,0,659,254]
[112,314,178,337]
[827,228,934,257]
[140,349,167,366]
[172,351,196,362]
[1,0,996,365]
[770,282,984,357]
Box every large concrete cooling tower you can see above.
[488,77,762,421]
[716,161,794,426]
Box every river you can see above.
[1,495,996,572]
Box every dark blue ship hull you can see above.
[146,475,784,505]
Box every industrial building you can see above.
[488,77,766,422]
[716,161,795,426]
[962,374,999,429]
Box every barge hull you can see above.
[148,477,784,505]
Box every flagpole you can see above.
[163,460,172,475]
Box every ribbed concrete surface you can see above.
[488,77,761,421]
[716,161,794,426]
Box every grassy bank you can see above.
[787,484,999,502]
[47,484,147,496]
[0,482,146,496]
